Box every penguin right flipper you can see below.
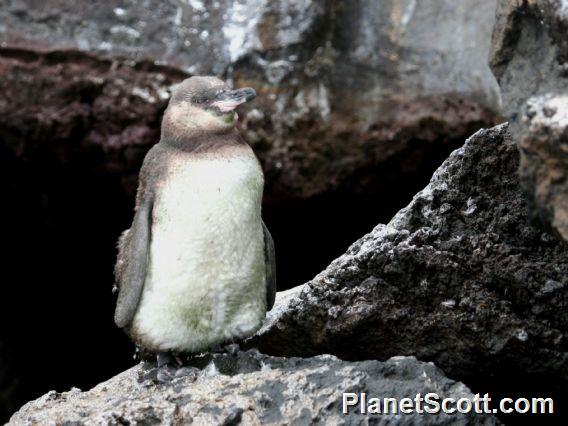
[114,195,153,328]
[114,144,168,328]
[262,221,276,311]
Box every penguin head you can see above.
[163,76,256,137]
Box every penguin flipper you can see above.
[114,197,153,328]
[262,220,277,311]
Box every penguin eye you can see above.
[191,95,207,104]
[211,89,224,100]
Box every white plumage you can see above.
[131,150,267,352]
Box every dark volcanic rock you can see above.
[0,0,501,201]
[251,124,568,387]
[8,350,498,425]
[0,48,185,195]
[491,0,568,241]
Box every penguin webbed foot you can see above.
[211,342,240,355]
[157,351,180,368]
[137,344,242,384]
[224,342,240,355]
[156,352,196,383]
[138,352,197,384]
[156,364,177,383]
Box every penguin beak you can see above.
[211,88,256,112]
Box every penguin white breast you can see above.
[132,148,267,352]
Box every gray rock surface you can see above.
[0,0,501,201]
[9,350,498,425]
[490,0,568,241]
[250,124,568,386]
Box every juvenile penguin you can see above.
[114,76,276,360]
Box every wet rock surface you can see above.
[490,0,568,241]
[251,124,568,391]
[8,350,498,425]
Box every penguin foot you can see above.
[157,352,177,368]
[156,364,177,383]
[138,352,196,384]
[139,363,197,384]
[224,343,240,355]
[211,342,240,355]
[155,352,186,383]
[156,364,199,383]
[174,366,197,378]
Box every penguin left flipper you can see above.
[262,221,276,311]
[114,196,153,328]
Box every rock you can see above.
[520,94,568,242]
[250,124,568,388]
[8,350,498,425]
[0,48,185,195]
[490,0,568,241]
[0,0,501,201]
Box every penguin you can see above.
[113,76,276,363]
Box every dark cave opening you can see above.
[0,151,136,415]
[264,134,466,289]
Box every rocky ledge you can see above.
[250,124,568,389]
[8,350,497,425]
